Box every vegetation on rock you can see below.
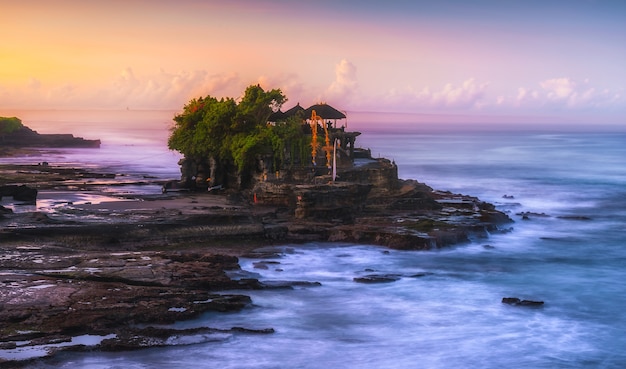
[168,85,313,188]
[0,117,24,141]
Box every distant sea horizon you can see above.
[2,109,624,147]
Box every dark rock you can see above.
[502,297,521,304]
[517,211,550,219]
[1,123,100,148]
[99,325,274,352]
[259,280,322,289]
[409,272,433,278]
[202,294,253,312]
[502,297,544,307]
[353,274,402,283]
[253,261,281,270]
[0,185,38,202]
[557,215,592,221]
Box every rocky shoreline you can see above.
[0,158,513,366]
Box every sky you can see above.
[1,0,625,127]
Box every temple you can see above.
[174,102,381,194]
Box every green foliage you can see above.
[234,85,286,133]
[0,117,24,137]
[168,85,307,174]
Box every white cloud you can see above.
[427,78,489,108]
[322,59,358,104]
[510,77,625,111]
[256,73,306,106]
[2,64,624,122]
[365,78,489,112]
[541,77,576,100]
[0,69,249,110]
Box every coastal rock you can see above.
[0,248,251,349]
[0,184,38,202]
[353,274,402,283]
[502,297,544,307]
[557,215,592,221]
[98,326,274,352]
[293,182,372,222]
[1,123,100,148]
[0,151,513,364]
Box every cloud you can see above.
[510,77,625,111]
[2,64,624,122]
[365,78,489,113]
[0,69,248,110]
[541,77,576,100]
[322,59,358,104]
[426,78,489,108]
[256,73,306,106]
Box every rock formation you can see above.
[0,141,514,364]
[0,119,100,148]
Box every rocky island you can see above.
[0,88,513,366]
[0,117,100,154]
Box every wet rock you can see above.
[557,215,592,221]
[517,211,550,220]
[258,280,322,289]
[353,274,402,283]
[0,184,38,202]
[409,272,433,278]
[202,294,253,312]
[253,261,281,270]
[0,249,253,349]
[502,297,544,307]
[99,326,274,352]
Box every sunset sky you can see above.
[1,0,625,126]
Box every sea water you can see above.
[5,117,626,368]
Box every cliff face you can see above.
[248,157,513,250]
[1,125,101,148]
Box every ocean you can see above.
[3,112,626,368]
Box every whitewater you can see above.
[5,116,626,368]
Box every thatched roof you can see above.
[283,103,305,118]
[268,110,286,122]
[303,103,346,120]
[268,103,306,122]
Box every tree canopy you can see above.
[0,117,24,138]
[0,117,24,135]
[168,85,307,173]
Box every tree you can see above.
[168,85,293,187]
[233,84,286,133]
[0,117,24,141]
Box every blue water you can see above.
[7,124,626,368]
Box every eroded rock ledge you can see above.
[0,158,513,365]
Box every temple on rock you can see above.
[174,102,387,194]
